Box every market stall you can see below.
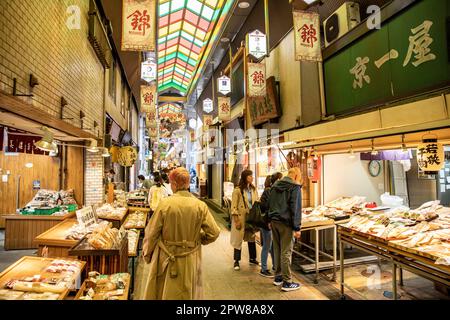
[339,202,450,299]
[75,272,131,300]
[95,203,128,229]
[34,219,79,257]
[0,256,85,300]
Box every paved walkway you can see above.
[202,224,329,300]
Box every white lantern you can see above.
[247,29,267,60]
[189,119,197,129]
[141,60,156,82]
[217,75,231,95]
[203,98,213,113]
[417,138,444,173]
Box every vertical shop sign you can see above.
[217,75,231,95]
[247,63,266,97]
[293,10,322,62]
[417,140,444,173]
[218,97,231,122]
[203,98,214,113]
[140,84,156,113]
[141,60,157,82]
[122,0,156,51]
[145,111,157,128]
[247,29,267,60]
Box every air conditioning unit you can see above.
[323,2,361,47]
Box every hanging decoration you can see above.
[118,146,138,167]
[246,29,267,60]
[217,75,231,95]
[218,97,231,122]
[121,0,156,52]
[145,111,157,128]
[203,115,213,132]
[307,154,322,183]
[247,62,266,97]
[417,136,444,174]
[141,60,157,82]
[203,98,214,113]
[140,84,157,113]
[293,10,322,62]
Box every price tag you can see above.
[76,206,97,232]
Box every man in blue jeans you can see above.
[268,167,302,292]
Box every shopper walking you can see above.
[268,167,303,291]
[148,175,169,212]
[137,167,221,300]
[259,172,283,277]
[230,169,259,271]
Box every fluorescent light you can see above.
[25,163,33,168]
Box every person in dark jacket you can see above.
[268,167,302,292]
[259,172,283,278]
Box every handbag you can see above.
[246,201,268,229]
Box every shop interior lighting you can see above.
[34,126,58,153]
[86,139,99,153]
[401,135,408,153]
[349,145,356,159]
[371,139,379,156]
[101,147,111,158]
[25,163,33,168]
[238,1,250,9]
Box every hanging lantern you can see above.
[118,146,138,167]
[203,98,213,113]
[189,118,197,129]
[417,136,444,174]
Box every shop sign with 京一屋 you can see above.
[218,97,231,121]
[247,29,267,60]
[293,10,322,62]
[417,140,444,173]
[217,75,231,95]
[324,0,449,116]
[203,98,214,113]
[141,60,157,82]
[247,62,266,97]
[121,0,156,51]
[140,84,157,113]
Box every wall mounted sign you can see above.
[324,0,449,116]
[247,62,266,97]
[140,84,157,113]
[217,75,231,95]
[203,98,214,113]
[293,10,322,62]
[247,29,267,60]
[218,97,231,121]
[121,0,156,51]
[33,180,41,190]
[141,60,156,82]
[248,76,282,126]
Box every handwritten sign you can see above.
[76,206,97,231]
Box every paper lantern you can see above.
[118,146,138,167]
[417,139,444,173]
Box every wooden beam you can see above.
[0,90,98,140]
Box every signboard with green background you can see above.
[324,0,450,116]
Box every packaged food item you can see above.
[0,289,24,300]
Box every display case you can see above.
[34,219,79,258]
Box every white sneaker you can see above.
[234,262,240,271]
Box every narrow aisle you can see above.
[202,224,329,300]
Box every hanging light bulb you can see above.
[87,139,99,153]
[401,134,408,153]
[349,145,356,159]
[301,149,306,160]
[101,147,111,157]
[34,126,58,153]
[371,139,378,156]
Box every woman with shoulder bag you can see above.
[258,172,283,277]
[230,170,259,271]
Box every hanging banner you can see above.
[293,10,322,62]
[203,98,213,113]
[417,139,444,173]
[218,97,231,122]
[247,62,266,97]
[149,127,158,138]
[203,115,213,132]
[218,75,231,95]
[141,60,157,82]
[190,131,196,142]
[145,111,157,128]
[247,29,267,60]
[140,84,156,113]
[121,0,156,52]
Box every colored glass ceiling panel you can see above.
[157,0,234,94]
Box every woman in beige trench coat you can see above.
[136,168,221,300]
[230,169,259,271]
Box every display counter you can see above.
[69,236,128,278]
[34,219,79,258]
[123,211,148,230]
[4,211,76,250]
[0,256,85,300]
[96,205,128,229]
[74,273,131,300]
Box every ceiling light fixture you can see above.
[238,1,250,9]
[349,145,356,159]
[371,139,378,156]
[34,126,58,153]
[220,37,230,43]
[101,147,111,158]
[86,139,99,153]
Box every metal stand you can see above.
[293,224,337,284]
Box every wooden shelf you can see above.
[74,274,131,300]
[34,219,79,257]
